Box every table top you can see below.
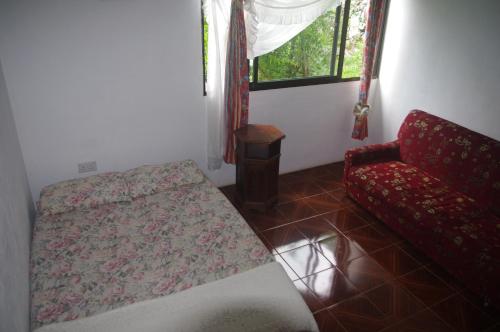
[234,124,285,144]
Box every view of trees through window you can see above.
[202,0,378,91]
[256,10,337,81]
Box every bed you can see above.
[31,160,318,332]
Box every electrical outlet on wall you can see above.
[78,161,97,173]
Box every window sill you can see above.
[250,76,360,91]
[202,76,381,96]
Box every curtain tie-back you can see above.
[353,102,370,117]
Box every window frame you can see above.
[201,0,389,93]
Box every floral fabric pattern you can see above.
[344,110,500,308]
[38,172,130,216]
[31,179,273,330]
[398,110,500,212]
[123,160,205,198]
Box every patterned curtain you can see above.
[351,0,386,140]
[223,0,249,164]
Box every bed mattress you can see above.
[31,179,273,330]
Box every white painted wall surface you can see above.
[0,0,377,199]
[376,0,500,141]
[0,59,33,332]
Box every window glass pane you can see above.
[342,0,368,78]
[249,59,254,82]
[203,16,208,82]
[257,9,337,82]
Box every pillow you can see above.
[124,159,205,198]
[38,172,131,216]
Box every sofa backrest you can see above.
[398,110,500,213]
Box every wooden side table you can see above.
[234,124,285,211]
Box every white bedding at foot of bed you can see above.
[34,262,319,332]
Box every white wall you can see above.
[377,0,500,141]
[0,0,207,200]
[0,58,34,332]
[0,0,377,199]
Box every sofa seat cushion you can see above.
[347,161,500,254]
[349,161,486,220]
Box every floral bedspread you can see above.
[31,180,273,330]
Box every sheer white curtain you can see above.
[204,0,231,170]
[204,0,342,170]
[245,0,342,58]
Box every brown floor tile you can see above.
[369,244,422,277]
[382,309,454,332]
[276,199,320,222]
[302,267,359,307]
[431,294,497,332]
[315,178,343,192]
[286,180,325,198]
[425,262,466,292]
[294,279,325,313]
[337,255,392,292]
[397,267,456,307]
[345,225,396,253]
[316,172,343,183]
[297,165,336,179]
[397,242,433,266]
[256,232,274,252]
[314,309,347,332]
[369,221,404,244]
[314,235,366,267]
[348,205,378,224]
[240,209,288,232]
[329,295,390,332]
[329,188,356,206]
[261,224,310,253]
[325,162,344,176]
[304,193,344,214]
[295,215,341,242]
[323,208,371,233]
[365,282,426,325]
[279,244,333,278]
[279,172,304,184]
[273,254,300,281]
[277,182,298,204]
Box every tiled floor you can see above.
[220,162,500,332]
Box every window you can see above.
[201,0,388,92]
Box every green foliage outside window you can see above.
[257,10,337,81]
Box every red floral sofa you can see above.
[344,110,500,308]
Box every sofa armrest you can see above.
[344,141,401,183]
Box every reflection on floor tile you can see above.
[279,244,333,278]
[337,255,391,292]
[295,215,340,242]
[301,267,359,307]
[294,279,324,313]
[314,234,365,266]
